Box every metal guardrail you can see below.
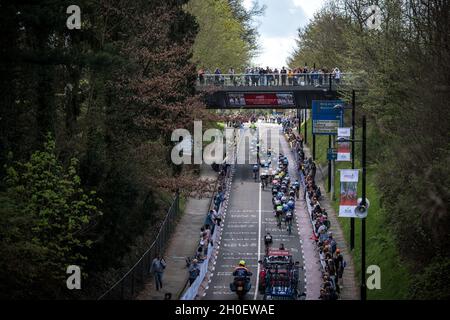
[196,73,351,88]
[98,193,180,300]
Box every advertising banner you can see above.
[337,127,351,161]
[227,92,295,107]
[339,169,359,217]
[312,100,344,135]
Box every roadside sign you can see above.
[327,148,337,160]
[312,100,344,135]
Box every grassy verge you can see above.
[300,118,411,299]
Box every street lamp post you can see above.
[333,94,356,251]
[313,134,316,160]
[328,135,332,192]
[335,114,367,301]
[304,108,308,144]
[361,115,367,301]
[351,90,356,250]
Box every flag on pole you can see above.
[337,127,351,161]
[339,169,359,217]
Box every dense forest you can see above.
[0,0,258,299]
[288,0,450,299]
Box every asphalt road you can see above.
[203,122,306,300]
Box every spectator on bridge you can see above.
[259,67,266,86]
[244,67,251,86]
[333,67,341,84]
[266,67,274,85]
[288,69,294,85]
[318,68,324,86]
[214,68,222,85]
[198,68,205,85]
[280,67,287,85]
[274,68,280,85]
[251,68,259,86]
[204,68,212,84]
[228,67,236,86]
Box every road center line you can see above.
[254,161,262,300]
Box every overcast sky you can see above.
[243,0,325,68]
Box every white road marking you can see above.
[254,171,262,300]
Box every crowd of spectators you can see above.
[197,66,342,86]
[185,162,230,287]
[284,120,346,300]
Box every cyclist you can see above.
[293,179,300,199]
[287,198,295,211]
[285,210,293,233]
[275,204,283,227]
[282,202,289,214]
[264,233,273,254]
[289,187,296,198]
[252,164,259,181]
[260,172,268,189]
[272,186,279,197]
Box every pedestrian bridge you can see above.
[196,73,352,109]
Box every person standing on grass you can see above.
[150,254,166,291]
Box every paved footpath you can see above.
[136,164,217,300]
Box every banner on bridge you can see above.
[311,100,343,135]
[227,92,295,107]
[339,169,359,218]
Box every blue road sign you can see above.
[327,148,337,160]
[312,100,344,135]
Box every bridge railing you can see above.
[196,73,353,88]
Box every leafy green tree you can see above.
[288,0,450,299]
[186,0,253,71]
[0,134,102,299]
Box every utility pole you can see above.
[304,108,308,144]
[330,135,335,200]
[361,115,367,301]
[328,135,332,192]
[350,90,356,250]
[312,134,316,160]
